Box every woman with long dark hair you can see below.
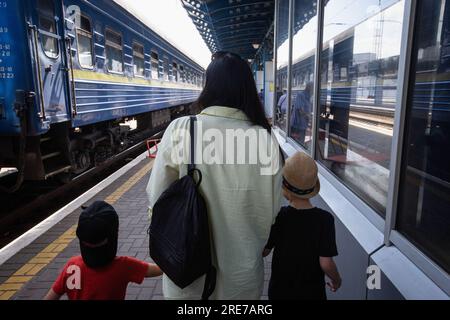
[147,52,282,299]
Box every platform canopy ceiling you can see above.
[276,0,326,47]
[182,0,275,60]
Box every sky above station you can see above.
[113,0,212,69]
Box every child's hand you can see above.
[147,263,163,278]
[326,277,342,292]
[262,248,272,258]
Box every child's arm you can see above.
[44,289,62,300]
[319,257,342,292]
[263,227,276,257]
[146,263,163,278]
[263,212,283,257]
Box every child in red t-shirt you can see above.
[44,201,162,300]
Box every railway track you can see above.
[0,129,165,249]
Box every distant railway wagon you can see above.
[0,0,205,191]
[276,6,450,138]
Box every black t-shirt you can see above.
[266,206,338,300]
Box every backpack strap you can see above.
[189,115,216,300]
[189,116,197,173]
[202,266,217,300]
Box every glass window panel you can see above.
[397,0,450,273]
[78,33,93,68]
[186,70,191,84]
[105,29,123,73]
[39,16,59,58]
[38,0,54,16]
[316,0,405,215]
[173,62,179,82]
[275,0,290,131]
[163,57,169,81]
[180,65,185,83]
[133,43,145,77]
[80,15,91,32]
[76,16,93,68]
[289,0,318,152]
[151,51,159,80]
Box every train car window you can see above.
[316,0,406,215]
[396,0,450,274]
[150,51,159,79]
[186,69,191,84]
[133,42,145,77]
[163,56,169,81]
[179,65,185,83]
[105,29,123,73]
[38,0,59,59]
[172,62,179,82]
[76,15,93,68]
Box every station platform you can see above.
[0,153,271,300]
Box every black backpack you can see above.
[149,116,216,300]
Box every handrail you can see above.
[28,23,46,120]
[66,36,78,116]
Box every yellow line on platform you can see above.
[0,159,154,300]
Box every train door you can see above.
[25,0,72,181]
[29,0,70,122]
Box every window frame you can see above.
[132,41,145,78]
[150,50,160,80]
[385,0,450,295]
[75,14,94,70]
[172,62,179,82]
[37,0,60,60]
[179,65,185,83]
[104,27,124,74]
[163,56,170,81]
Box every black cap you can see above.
[76,201,119,268]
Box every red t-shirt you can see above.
[52,256,148,300]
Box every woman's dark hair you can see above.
[194,52,271,132]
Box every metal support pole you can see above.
[286,0,294,134]
[384,0,417,246]
[312,0,324,158]
[272,0,279,126]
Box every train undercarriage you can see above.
[0,105,191,193]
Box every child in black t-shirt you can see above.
[263,152,342,300]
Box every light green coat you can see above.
[147,106,283,300]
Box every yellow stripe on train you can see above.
[72,69,203,91]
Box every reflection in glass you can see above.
[39,16,59,58]
[316,0,405,215]
[105,30,123,73]
[133,43,145,77]
[151,51,159,80]
[77,16,93,68]
[274,0,290,131]
[397,0,450,273]
[163,57,169,81]
[78,35,93,68]
[289,0,318,152]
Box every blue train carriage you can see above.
[0,0,204,190]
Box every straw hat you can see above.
[282,152,320,199]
